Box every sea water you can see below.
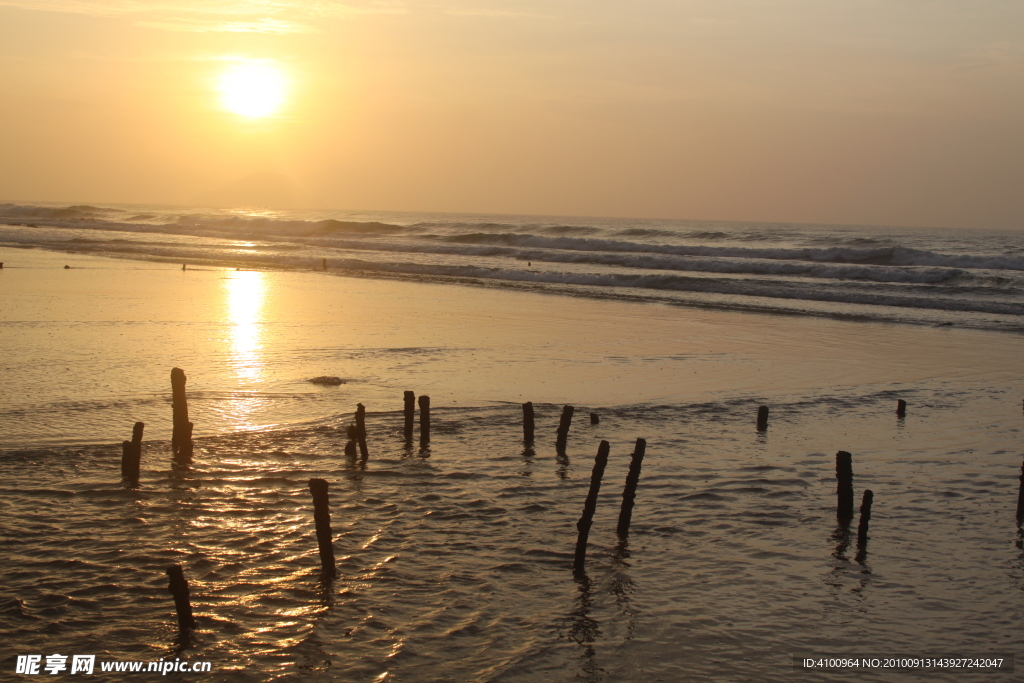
[2,204,1024,681]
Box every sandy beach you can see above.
[4,243,1024,680]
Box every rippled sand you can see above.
[3,248,1024,681]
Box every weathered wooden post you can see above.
[419,395,430,445]
[404,391,416,440]
[166,565,196,633]
[1016,458,1024,525]
[590,413,599,425]
[170,368,193,463]
[344,424,358,457]
[856,489,874,547]
[308,478,337,577]
[836,451,854,523]
[355,403,370,460]
[896,400,907,417]
[556,405,575,451]
[616,438,648,537]
[121,422,144,480]
[756,405,769,430]
[322,258,327,270]
[573,441,610,575]
[523,402,535,442]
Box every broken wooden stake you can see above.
[308,478,337,577]
[856,489,874,548]
[836,451,854,523]
[616,438,648,537]
[355,403,370,460]
[523,402,535,443]
[1016,458,1024,526]
[121,421,144,480]
[404,391,415,440]
[556,405,574,451]
[896,399,907,417]
[344,424,357,458]
[170,368,193,463]
[590,412,599,425]
[573,440,610,575]
[419,395,430,445]
[166,565,196,633]
[757,405,769,430]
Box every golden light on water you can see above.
[224,269,266,383]
[217,61,287,118]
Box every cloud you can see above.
[0,0,407,26]
[137,16,314,33]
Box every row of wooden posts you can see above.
[135,369,1002,636]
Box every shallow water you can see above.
[3,248,1024,681]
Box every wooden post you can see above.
[1016,458,1024,525]
[522,402,535,442]
[355,403,370,460]
[616,438,648,537]
[896,399,907,417]
[556,405,575,451]
[856,489,874,547]
[836,451,854,523]
[121,422,144,480]
[121,441,133,478]
[344,424,358,457]
[404,391,415,440]
[589,412,599,425]
[573,441,610,574]
[308,478,336,577]
[322,258,327,270]
[419,395,430,445]
[756,405,769,430]
[166,565,196,633]
[170,368,193,463]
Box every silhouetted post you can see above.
[556,405,575,451]
[757,405,769,430]
[170,368,193,463]
[616,438,648,537]
[522,402,535,442]
[573,440,611,575]
[322,258,327,270]
[590,412,599,425]
[121,422,144,480]
[404,391,415,440]
[856,490,874,547]
[419,395,430,445]
[1016,458,1024,525]
[166,565,196,633]
[896,400,906,417]
[355,403,369,460]
[836,451,854,523]
[181,263,186,271]
[308,478,336,577]
[344,424,357,458]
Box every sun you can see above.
[218,62,287,118]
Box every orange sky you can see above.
[0,0,1022,229]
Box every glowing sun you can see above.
[218,62,287,118]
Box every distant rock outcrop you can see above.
[308,376,345,386]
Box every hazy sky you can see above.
[1,0,1022,228]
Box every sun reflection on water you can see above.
[225,270,267,383]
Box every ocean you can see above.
[2,202,1024,681]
